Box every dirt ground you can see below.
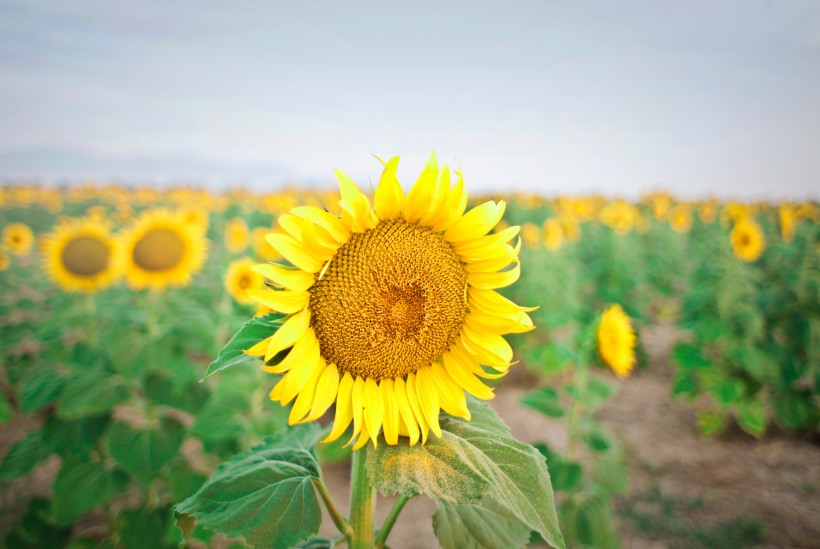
[2,325,819,548]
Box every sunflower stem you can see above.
[349,447,375,549]
[312,477,353,541]
[567,318,598,460]
[375,494,410,548]
[84,293,98,348]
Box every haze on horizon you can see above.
[1,0,819,200]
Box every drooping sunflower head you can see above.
[225,257,264,305]
[597,304,636,379]
[118,208,208,290]
[225,218,250,253]
[543,218,565,251]
[3,223,35,256]
[730,216,765,262]
[41,217,120,293]
[246,154,533,448]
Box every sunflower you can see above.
[246,154,533,449]
[597,304,636,378]
[697,200,718,224]
[668,204,693,234]
[225,218,249,253]
[3,223,34,256]
[41,217,120,293]
[779,205,797,243]
[543,218,564,251]
[730,217,765,262]
[119,208,208,290]
[225,257,264,305]
[521,222,540,249]
[252,226,281,260]
[0,248,10,271]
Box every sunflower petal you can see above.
[414,367,442,438]
[323,372,354,443]
[302,362,340,423]
[442,348,496,400]
[347,376,365,447]
[374,156,403,220]
[444,200,506,242]
[265,233,324,272]
[363,378,384,447]
[380,379,400,445]
[432,170,468,232]
[405,373,429,444]
[252,263,315,291]
[289,360,325,424]
[291,206,350,243]
[404,152,439,223]
[466,262,520,289]
[430,363,470,419]
[246,288,309,314]
[393,378,420,446]
[454,226,520,259]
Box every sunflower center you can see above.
[61,236,110,276]
[133,229,185,271]
[238,273,253,289]
[740,233,751,247]
[309,218,467,380]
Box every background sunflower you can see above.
[41,217,120,293]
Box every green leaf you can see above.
[672,343,710,370]
[0,431,51,481]
[0,392,11,423]
[712,379,744,406]
[520,387,564,418]
[52,458,128,524]
[4,498,72,549]
[204,313,285,380]
[367,399,564,549]
[119,506,174,549]
[175,424,323,549]
[42,415,111,458]
[19,369,65,414]
[736,399,766,437]
[579,420,613,452]
[107,417,186,483]
[697,410,727,437]
[167,458,208,502]
[550,457,583,492]
[433,498,532,549]
[57,370,130,419]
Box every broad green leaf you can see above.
[367,399,564,549]
[107,417,186,483]
[19,369,65,414]
[736,399,766,437]
[672,343,710,370]
[433,498,532,549]
[712,379,743,406]
[0,392,11,423]
[671,371,698,398]
[0,431,51,481]
[3,498,72,549]
[144,373,210,415]
[204,313,285,379]
[57,370,130,419]
[520,387,564,418]
[167,458,208,501]
[42,415,111,458]
[579,420,613,452]
[52,458,128,524]
[176,424,323,549]
[119,506,174,549]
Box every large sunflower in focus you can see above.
[597,304,636,379]
[730,217,765,262]
[119,209,208,290]
[41,217,120,292]
[247,154,533,448]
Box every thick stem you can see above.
[312,477,353,541]
[349,448,375,549]
[375,495,410,548]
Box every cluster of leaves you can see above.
[673,219,819,436]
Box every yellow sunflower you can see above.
[252,226,281,260]
[246,154,533,449]
[779,205,797,243]
[668,204,693,234]
[225,257,264,305]
[543,218,564,251]
[41,217,120,293]
[3,223,34,256]
[697,200,718,224]
[730,217,765,262]
[0,248,10,271]
[521,222,540,249]
[225,218,249,253]
[597,304,636,379]
[119,208,208,290]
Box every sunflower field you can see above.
[0,164,818,549]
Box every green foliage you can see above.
[52,458,129,524]
[433,498,533,549]
[107,417,186,483]
[204,312,285,379]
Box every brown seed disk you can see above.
[309,218,467,380]
[133,229,185,272]
[61,236,110,276]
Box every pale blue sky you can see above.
[1,0,819,198]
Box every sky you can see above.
[1,0,819,199]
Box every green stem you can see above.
[312,477,353,541]
[84,293,98,348]
[566,319,597,460]
[349,448,375,549]
[375,494,410,548]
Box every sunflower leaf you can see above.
[433,498,532,549]
[175,423,323,549]
[367,399,565,549]
[204,312,285,380]
[106,417,186,483]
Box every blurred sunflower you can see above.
[543,218,564,251]
[597,304,636,379]
[180,207,210,231]
[3,223,34,256]
[225,218,249,252]
[119,209,208,290]
[252,226,281,260]
[41,217,120,293]
[778,205,797,243]
[246,154,533,448]
[697,200,718,224]
[668,205,693,234]
[730,217,765,262]
[521,222,540,249]
[225,257,264,305]
[0,248,9,271]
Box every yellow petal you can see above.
[431,170,468,232]
[252,263,315,291]
[429,363,470,419]
[363,378,384,447]
[393,378,420,446]
[468,287,538,314]
[352,421,371,450]
[302,362,340,423]
[277,214,303,240]
[460,326,513,368]
[467,262,520,290]
[323,372,354,443]
[291,206,350,243]
[405,373,429,444]
[444,201,506,242]
[464,309,534,335]
[276,343,324,405]
[246,288,309,314]
[300,217,338,261]
[261,325,317,374]
[289,359,325,424]
[334,169,365,203]
[265,233,323,272]
[454,226,520,259]
[347,376,365,447]
[414,367,442,438]
[447,345,507,380]
[244,335,272,357]
[441,348,496,400]
[418,164,451,227]
[374,156,403,220]
[464,245,518,273]
[403,152,439,223]
[380,379,400,445]
[263,309,311,362]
